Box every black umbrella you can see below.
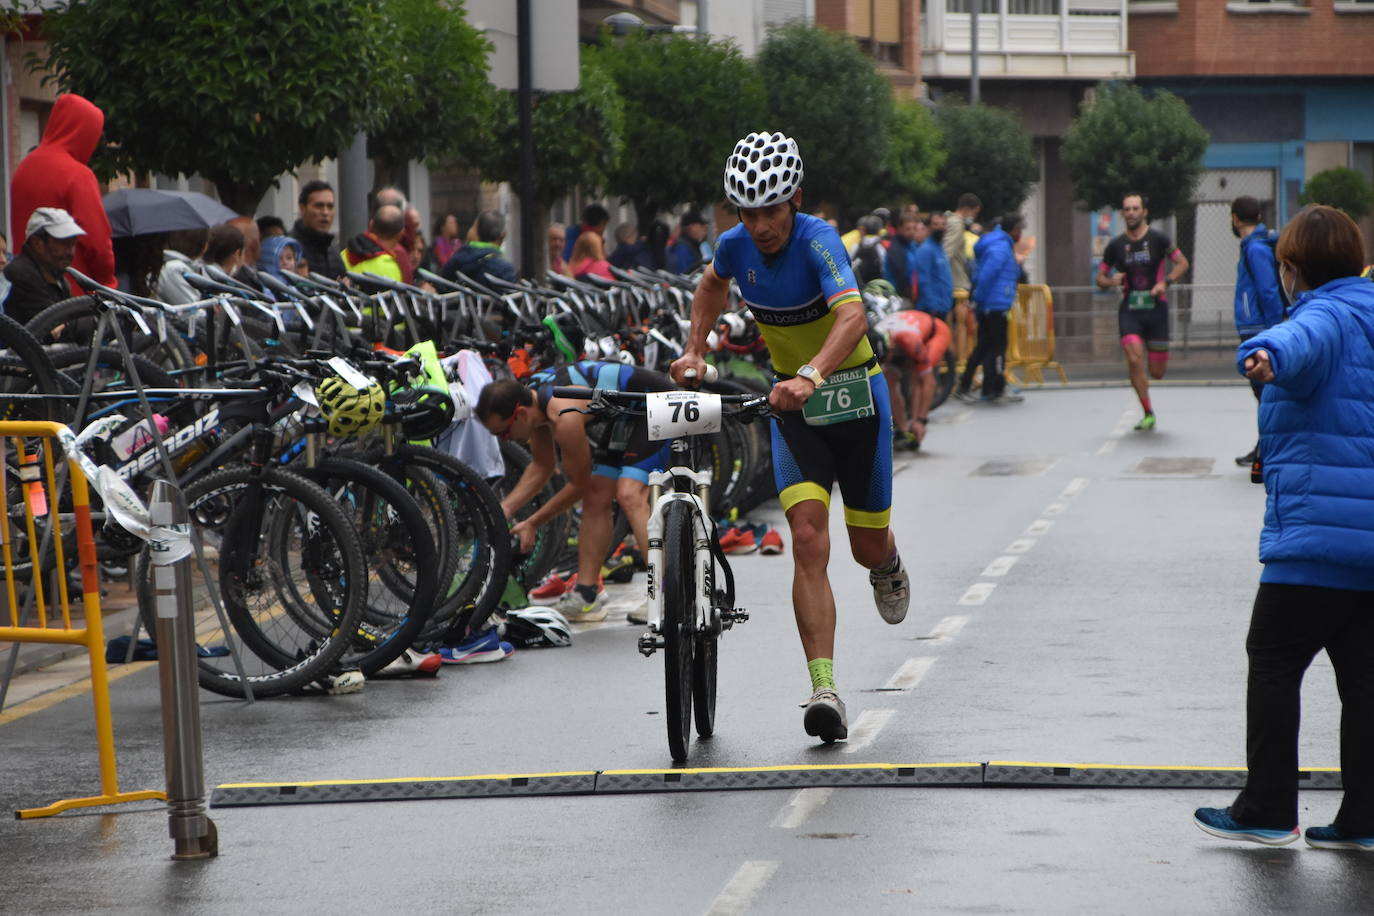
[103,188,238,238]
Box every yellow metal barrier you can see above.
[1007,284,1068,385]
[0,421,164,818]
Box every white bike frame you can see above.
[644,465,714,635]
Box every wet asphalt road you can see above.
[3,382,1372,915]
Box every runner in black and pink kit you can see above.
[1097,193,1190,430]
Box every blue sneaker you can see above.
[1305,825,1374,851]
[1193,807,1299,846]
[438,628,508,664]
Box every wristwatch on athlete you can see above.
[796,364,826,388]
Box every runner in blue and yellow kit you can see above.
[670,131,910,743]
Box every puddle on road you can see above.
[1126,457,1216,476]
[970,457,1059,477]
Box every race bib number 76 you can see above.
[646,391,722,441]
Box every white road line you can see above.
[980,555,1019,577]
[1042,502,1067,516]
[1005,538,1037,554]
[841,708,896,755]
[1060,477,1090,499]
[1096,438,1119,456]
[1026,519,1053,536]
[926,614,969,640]
[884,657,936,691]
[958,582,997,605]
[704,861,781,916]
[770,787,834,830]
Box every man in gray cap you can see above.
[2,207,85,325]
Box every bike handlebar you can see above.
[549,386,770,414]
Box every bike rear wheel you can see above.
[662,499,695,762]
[692,604,717,739]
[301,458,440,675]
[137,466,368,698]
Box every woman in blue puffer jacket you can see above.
[1195,205,1374,850]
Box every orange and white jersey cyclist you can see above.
[877,308,951,450]
[670,131,910,745]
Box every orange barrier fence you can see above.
[0,421,163,818]
[1007,284,1068,385]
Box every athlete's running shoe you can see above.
[530,571,576,601]
[1135,413,1157,431]
[626,598,649,626]
[869,554,910,624]
[1193,807,1299,846]
[552,587,609,623]
[373,649,442,679]
[438,628,509,664]
[319,670,366,695]
[1305,825,1374,851]
[953,387,976,403]
[759,527,785,555]
[803,689,848,743]
[718,526,745,552]
[724,528,758,555]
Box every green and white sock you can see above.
[808,657,835,693]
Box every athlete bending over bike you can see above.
[476,361,675,623]
[670,131,910,743]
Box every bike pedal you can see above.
[637,633,664,656]
[721,608,749,627]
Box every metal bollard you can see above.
[149,480,218,860]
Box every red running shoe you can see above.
[759,528,784,555]
[724,528,758,555]
[718,527,744,551]
[530,571,576,601]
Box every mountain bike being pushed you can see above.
[552,371,770,761]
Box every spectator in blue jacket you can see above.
[1231,195,1285,469]
[913,213,953,318]
[1194,205,1374,852]
[955,214,1023,402]
[667,212,711,274]
[884,213,919,301]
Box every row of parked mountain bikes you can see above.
[0,260,788,698]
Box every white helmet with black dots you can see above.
[723,131,804,209]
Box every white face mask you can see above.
[1279,262,1298,306]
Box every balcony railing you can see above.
[923,0,1135,79]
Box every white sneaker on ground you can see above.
[551,588,610,623]
[802,688,848,743]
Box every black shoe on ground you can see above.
[1236,447,1259,467]
[952,387,976,403]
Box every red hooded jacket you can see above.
[10,94,117,291]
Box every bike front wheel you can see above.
[661,499,696,762]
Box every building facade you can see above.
[1125,0,1374,343]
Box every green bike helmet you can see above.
[316,376,385,438]
[542,313,585,364]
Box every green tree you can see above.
[42,0,396,214]
[933,101,1037,218]
[465,57,624,208]
[462,56,624,275]
[1299,167,1374,221]
[1061,82,1209,219]
[755,22,893,212]
[877,99,946,206]
[368,0,494,192]
[586,31,766,230]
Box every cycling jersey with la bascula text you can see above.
[712,213,892,528]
